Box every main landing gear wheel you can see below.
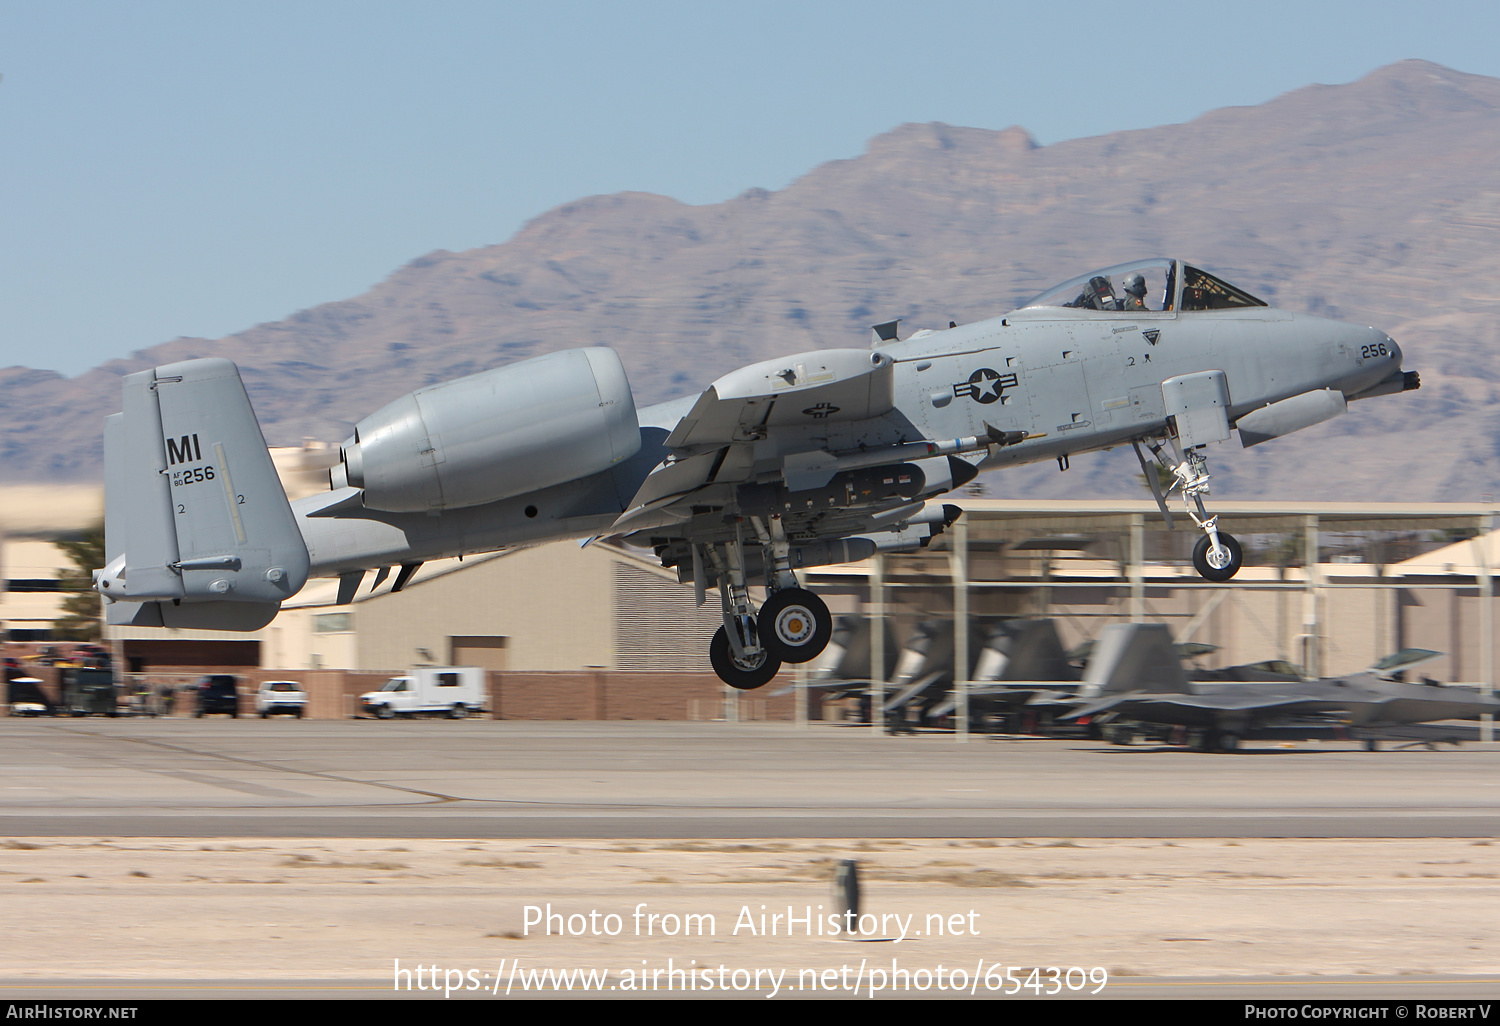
[1193,532,1243,582]
[758,588,832,664]
[709,625,783,690]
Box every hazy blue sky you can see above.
[4,1,1500,376]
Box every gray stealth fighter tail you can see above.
[97,359,308,631]
[1083,623,1191,695]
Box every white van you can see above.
[359,667,485,719]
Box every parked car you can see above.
[359,667,484,719]
[255,680,307,718]
[194,675,241,717]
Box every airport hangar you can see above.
[76,497,1500,727]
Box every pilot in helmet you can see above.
[1121,272,1149,311]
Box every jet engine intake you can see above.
[340,348,640,512]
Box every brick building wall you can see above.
[6,664,798,721]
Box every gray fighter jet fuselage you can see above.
[96,259,1416,689]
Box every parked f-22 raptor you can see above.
[1065,623,1500,751]
[95,258,1417,688]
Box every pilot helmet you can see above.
[1122,272,1147,297]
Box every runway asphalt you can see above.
[3,717,1498,838]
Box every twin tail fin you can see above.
[96,358,308,631]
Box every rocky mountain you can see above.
[5,59,1498,503]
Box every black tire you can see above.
[1216,731,1241,752]
[375,704,394,720]
[1193,532,1243,582]
[295,707,304,719]
[449,704,469,720]
[709,625,782,690]
[759,588,833,664]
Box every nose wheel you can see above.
[1193,532,1242,582]
[1136,439,1244,583]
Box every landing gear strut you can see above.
[1136,438,1243,582]
[701,517,834,689]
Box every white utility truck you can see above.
[359,667,485,719]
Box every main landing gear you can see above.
[709,623,780,691]
[1135,438,1243,583]
[702,517,834,690]
[760,587,833,664]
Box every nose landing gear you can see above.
[1136,438,1243,582]
[1193,531,1243,583]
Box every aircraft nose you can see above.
[1340,325,1417,398]
[1347,325,1401,370]
[1354,322,1395,356]
[1357,324,1398,360]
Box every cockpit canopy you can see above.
[1021,259,1268,313]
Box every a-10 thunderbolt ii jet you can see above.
[94,258,1418,689]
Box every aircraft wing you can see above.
[1068,690,1350,723]
[882,670,948,712]
[610,347,1004,557]
[926,686,1077,719]
[768,678,881,698]
[662,349,896,452]
[609,450,725,535]
[613,349,902,533]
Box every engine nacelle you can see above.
[339,347,640,512]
